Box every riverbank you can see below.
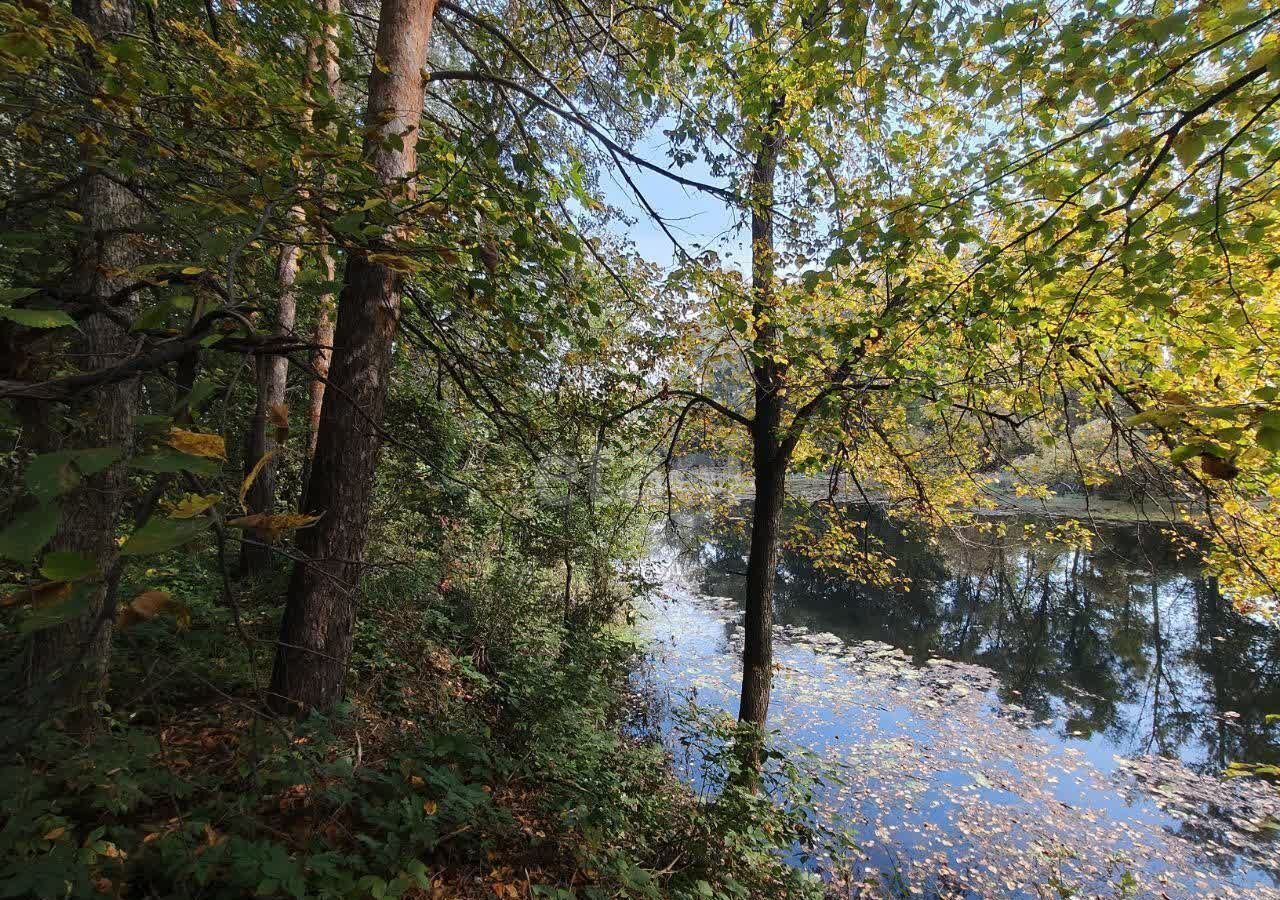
[667,467,1197,525]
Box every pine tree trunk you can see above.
[25,0,141,719]
[269,0,438,714]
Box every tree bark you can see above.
[242,0,339,573]
[737,98,786,731]
[302,0,341,505]
[25,0,141,718]
[739,443,785,726]
[269,0,438,714]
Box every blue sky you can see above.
[595,124,746,271]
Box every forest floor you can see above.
[0,557,836,900]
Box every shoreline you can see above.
[666,468,1198,526]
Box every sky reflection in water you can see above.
[636,505,1280,898]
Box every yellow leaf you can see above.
[167,493,221,519]
[227,511,322,543]
[366,252,423,273]
[42,827,66,841]
[239,448,279,512]
[180,266,205,275]
[423,799,438,815]
[166,428,227,460]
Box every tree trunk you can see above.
[239,208,301,576]
[739,444,785,726]
[239,364,276,576]
[25,0,141,718]
[269,0,438,715]
[302,0,341,506]
[737,97,786,731]
[243,0,339,572]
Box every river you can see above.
[634,504,1280,898]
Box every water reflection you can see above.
[682,504,1280,772]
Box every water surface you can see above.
[636,505,1280,898]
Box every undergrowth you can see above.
[0,550,844,900]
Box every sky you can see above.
[594,123,746,271]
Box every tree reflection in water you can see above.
[680,503,1280,772]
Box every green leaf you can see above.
[1175,131,1205,169]
[74,447,124,477]
[0,287,38,303]
[25,448,122,502]
[19,583,92,635]
[173,379,220,416]
[1168,444,1200,465]
[0,503,60,562]
[0,306,76,329]
[24,452,81,502]
[131,449,222,476]
[39,551,97,582]
[1257,426,1280,452]
[120,517,209,556]
[131,299,174,331]
[1124,409,1174,428]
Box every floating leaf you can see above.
[1174,129,1205,168]
[166,428,227,460]
[227,511,321,543]
[1200,453,1239,481]
[118,590,191,631]
[24,452,81,501]
[132,298,178,332]
[120,517,210,556]
[175,379,220,415]
[1257,426,1280,453]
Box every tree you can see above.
[303,0,342,499]
[240,0,344,575]
[19,0,142,716]
[269,0,441,713]
[619,0,1280,749]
